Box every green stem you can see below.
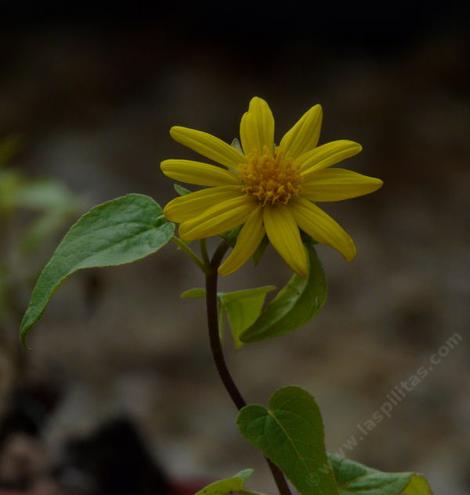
[200,239,210,266]
[172,236,207,273]
[205,241,292,495]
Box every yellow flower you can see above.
[161,97,383,277]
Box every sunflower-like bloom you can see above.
[161,97,382,277]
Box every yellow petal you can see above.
[161,159,241,187]
[179,196,255,241]
[164,186,244,223]
[218,206,264,276]
[299,140,362,180]
[170,126,245,169]
[279,104,322,158]
[301,168,383,202]
[291,197,356,261]
[240,97,275,155]
[263,205,308,276]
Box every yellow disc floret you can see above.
[240,147,301,206]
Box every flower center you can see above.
[240,148,301,206]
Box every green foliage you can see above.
[0,154,79,251]
[194,469,261,495]
[240,243,327,343]
[1,138,82,328]
[238,386,338,495]
[179,245,327,348]
[174,183,191,196]
[221,225,241,246]
[329,454,433,495]
[231,137,243,152]
[180,288,206,299]
[218,286,276,349]
[237,386,433,495]
[180,285,275,349]
[20,194,174,343]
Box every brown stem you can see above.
[205,242,292,495]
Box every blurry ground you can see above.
[0,10,469,495]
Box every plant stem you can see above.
[200,239,210,266]
[171,236,207,273]
[205,241,292,495]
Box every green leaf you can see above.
[179,285,276,348]
[195,469,254,495]
[237,386,338,495]
[20,194,174,343]
[180,287,206,299]
[221,225,241,246]
[219,286,276,349]
[231,137,242,152]
[174,183,191,196]
[328,454,433,495]
[240,244,327,343]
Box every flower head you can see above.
[161,97,383,276]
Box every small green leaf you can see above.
[219,286,276,349]
[179,285,276,348]
[328,454,433,495]
[195,469,254,495]
[174,183,191,196]
[240,244,327,343]
[20,194,174,343]
[221,225,241,246]
[238,386,338,495]
[180,287,206,299]
[231,137,242,152]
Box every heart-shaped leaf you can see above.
[240,243,327,343]
[328,454,433,495]
[195,468,257,495]
[20,194,174,343]
[238,386,338,495]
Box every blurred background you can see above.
[0,5,469,495]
